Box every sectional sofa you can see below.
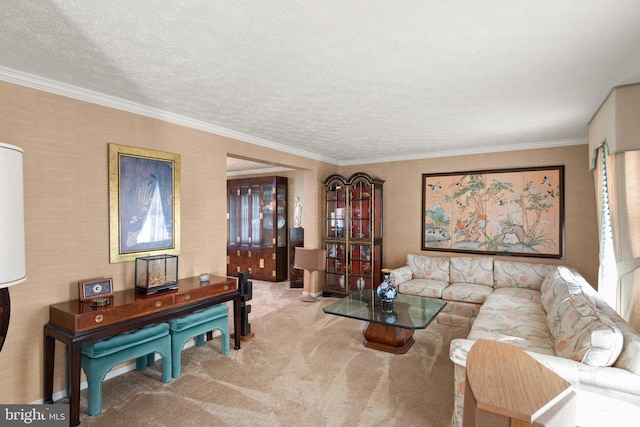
[390,254,640,426]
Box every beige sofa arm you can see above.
[450,338,640,402]
[449,338,474,367]
[528,351,640,400]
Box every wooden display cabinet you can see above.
[227,176,288,282]
[323,172,384,297]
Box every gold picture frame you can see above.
[109,144,181,263]
[422,166,564,258]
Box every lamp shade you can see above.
[0,143,26,288]
[294,248,326,272]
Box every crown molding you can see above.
[340,137,589,166]
[1,66,587,168]
[0,66,340,164]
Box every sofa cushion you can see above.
[491,287,542,303]
[540,266,595,310]
[493,260,556,290]
[82,323,170,358]
[437,301,481,328]
[442,282,493,304]
[169,304,229,332]
[406,254,450,282]
[397,278,449,298]
[449,256,493,286]
[467,291,556,355]
[541,266,623,366]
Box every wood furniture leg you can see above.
[44,324,83,426]
[233,293,241,350]
[362,322,415,354]
[68,341,82,425]
[43,330,55,404]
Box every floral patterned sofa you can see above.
[390,254,640,426]
[390,254,537,328]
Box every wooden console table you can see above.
[43,275,240,426]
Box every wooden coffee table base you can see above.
[362,322,415,354]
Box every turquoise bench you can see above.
[80,323,172,416]
[169,304,229,378]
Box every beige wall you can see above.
[0,81,598,405]
[0,82,334,404]
[340,144,599,285]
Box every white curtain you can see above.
[594,145,640,332]
[594,144,617,308]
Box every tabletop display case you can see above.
[227,176,288,281]
[323,172,383,297]
[135,254,178,295]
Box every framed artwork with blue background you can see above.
[109,144,181,263]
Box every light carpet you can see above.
[77,281,469,426]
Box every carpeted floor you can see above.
[77,281,469,426]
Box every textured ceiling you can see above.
[2,1,640,165]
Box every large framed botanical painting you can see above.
[422,166,564,258]
[109,144,181,263]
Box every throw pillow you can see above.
[596,301,640,375]
[542,266,623,366]
[540,266,595,314]
[556,307,623,366]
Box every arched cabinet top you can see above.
[323,174,348,187]
[323,172,385,186]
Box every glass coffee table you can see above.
[323,291,446,354]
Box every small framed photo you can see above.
[78,278,114,301]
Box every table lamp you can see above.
[0,143,26,352]
[294,248,326,303]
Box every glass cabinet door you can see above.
[325,242,346,292]
[373,185,383,240]
[349,243,372,291]
[228,183,239,247]
[325,179,347,239]
[262,184,274,248]
[239,185,250,246]
[251,184,261,248]
[276,183,287,247]
[349,178,372,240]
